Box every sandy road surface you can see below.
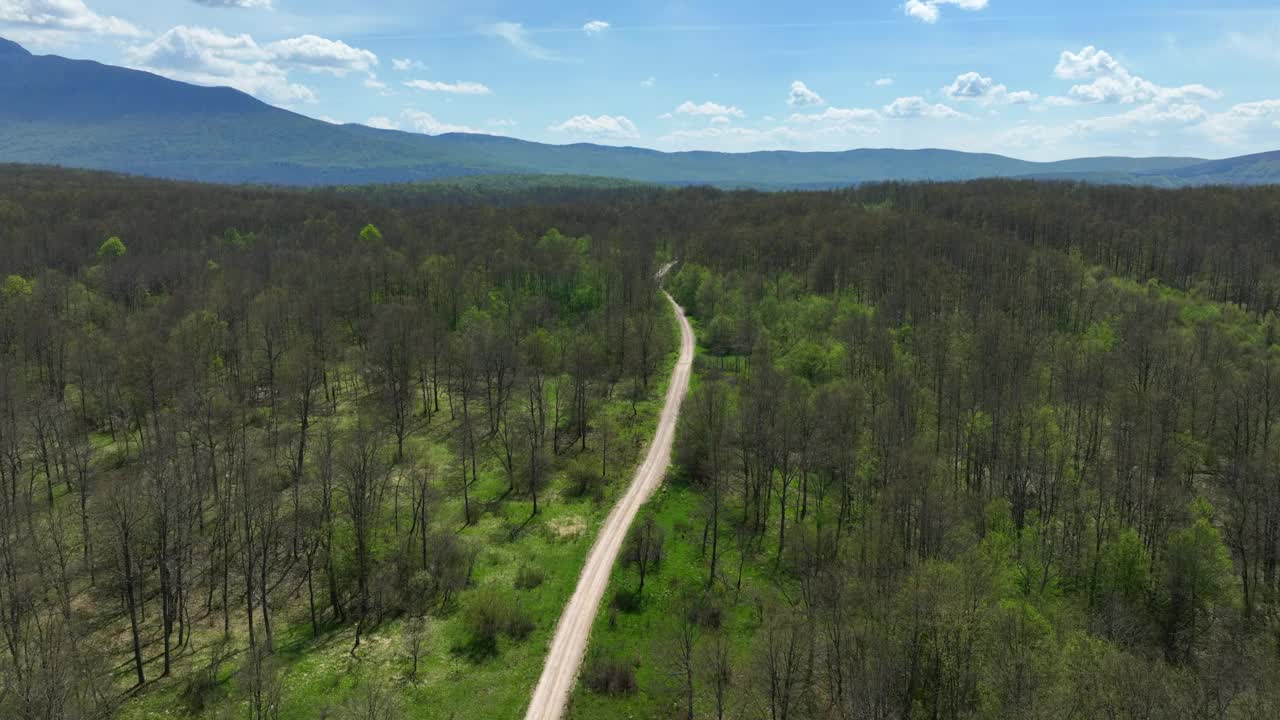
[523,288,695,720]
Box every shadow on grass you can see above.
[610,588,645,614]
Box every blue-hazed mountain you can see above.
[1,37,1274,188]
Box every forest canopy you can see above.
[1,165,1279,719]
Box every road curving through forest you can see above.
[523,286,695,720]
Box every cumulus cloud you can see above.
[404,79,492,95]
[1075,102,1208,134]
[548,114,640,140]
[125,26,382,105]
[903,0,988,24]
[1051,46,1219,105]
[191,0,272,8]
[268,34,377,76]
[875,78,894,87]
[583,20,609,34]
[365,116,399,130]
[640,76,656,88]
[126,26,380,105]
[675,100,745,118]
[787,80,824,107]
[788,106,880,125]
[992,99,1246,156]
[945,71,1038,105]
[883,96,962,118]
[0,0,142,39]
[485,22,554,60]
[402,109,484,135]
[1198,99,1280,145]
[126,26,314,104]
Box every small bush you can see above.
[688,595,723,630]
[514,565,545,590]
[506,610,535,641]
[564,456,606,500]
[461,585,536,656]
[611,588,641,614]
[584,653,638,695]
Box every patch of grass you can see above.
[514,565,545,590]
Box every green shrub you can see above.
[514,565,545,590]
[583,652,638,695]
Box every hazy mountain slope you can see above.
[4,36,1275,188]
[1143,150,1280,185]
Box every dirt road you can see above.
[523,289,695,720]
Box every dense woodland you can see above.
[0,166,671,718]
[2,165,1280,719]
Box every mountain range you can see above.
[2,36,1276,189]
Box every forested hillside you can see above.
[2,165,1280,719]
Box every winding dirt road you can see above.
[523,288,695,720]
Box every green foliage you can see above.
[1099,528,1151,608]
[2,274,33,299]
[97,235,126,258]
[1159,499,1234,659]
[222,227,256,249]
[359,223,383,243]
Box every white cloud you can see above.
[710,115,732,126]
[126,25,317,105]
[365,116,399,130]
[1198,99,1280,145]
[945,71,1038,105]
[788,106,880,125]
[675,100,745,118]
[268,34,378,76]
[548,114,640,140]
[404,79,492,95]
[583,20,609,34]
[364,75,386,90]
[787,80,824,107]
[0,0,142,38]
[883,96,962,118]
[903,0,989,24]
[125,26,384,105]
[191,0,272,8]
[640,76,656,88]
[945,71,994,99]
[402,109,484,135]
[1075,102,1207,134]
[987,100,1232,157]
[488,118,518,128]
[392,58,426,72]
[485,22,554,60]
[1051,46,1219,105]
[875,77,894,87]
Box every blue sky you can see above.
[3,0,1279,159]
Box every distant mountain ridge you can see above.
[1,37,1275,188]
